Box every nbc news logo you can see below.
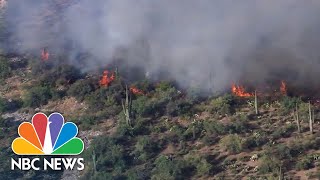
[11,113,85,170]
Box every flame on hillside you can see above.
[41,48,49,61]
[130,86,144,95]
[231,83,253,97]
[99,70,115,87]
[280,80,287,95]
[232,80,288,97]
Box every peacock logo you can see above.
[12,113,84,155]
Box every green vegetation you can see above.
[220,134,243,154]
[67,79,95,101]
[0,97,6,112]
[295,156,313,170]
[151,155,189,180]
[0,56,319,179]
[0,57,10,80]
[23,86,52,107]
[280,96,301,111]
[210,94,235,115]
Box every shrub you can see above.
[54,65,83,84]
[67,79,95,101]
[115,117,134,139]
[151,156,189,180]
[85,85,122,113]
[210,94,235,115]
[271,124,295,140]
[183,121,203,140]
[132,136,159,162]
[155,81,173,92]
[201,134,220,146]
[227,117,250,134]
[297,102,311,122]
[83,136,128,176]
[287,137,320,158]
[137,86,180,118]
[186,86,207,102]
[132,117,151,135]
[0,97,6,112]
[33,63,83,87]
[0,117,10,128]
[195,158,212,176]
[241,132,268,150]
[203,120,226,135]
[281,96,301,111]
[185,154,212,176]
[267,144,292,160]
[132,96,149,117]
[220,134,243,154]
[132,80,154,93]
[152,123,167,133]
[166,99,193,117]
[2,98,23,112]
[0,57,10,79]
[295,156,313,170]
[23,86,52,107]
[126,166,153,180]
[42,64,82,85]
[241,137,257,150]
[72,115,97,131]
[168,125,187,142]
[258,155,280,174]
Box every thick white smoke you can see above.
[4,0,320,92]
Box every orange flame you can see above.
[130,86,144,95]
[280,80,287,95]
[231,83,253,97]
[99,70,115,87]
[41,48,49,61]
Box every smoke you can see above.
[4,0,320,92]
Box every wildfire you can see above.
[99,70,115,87]
[41,48,49,61]
[280,80,287,95]
[232,83,253,97]
[130,86,144,95]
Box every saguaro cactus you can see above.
[115,67,119,80]
[192,119,196,140]
[254,90,258,115]
[122,85,132,126]
[92,149,97,174]
[278,165,283,180]
[312,109,315,124]
[295,103,301,133]
[309,101,313,134]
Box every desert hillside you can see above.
[1,1,320,180]
[0,55,319,179]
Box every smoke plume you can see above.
[4,0,320,92]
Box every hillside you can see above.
[0,55,319,180]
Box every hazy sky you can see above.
[4,0,320,92]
